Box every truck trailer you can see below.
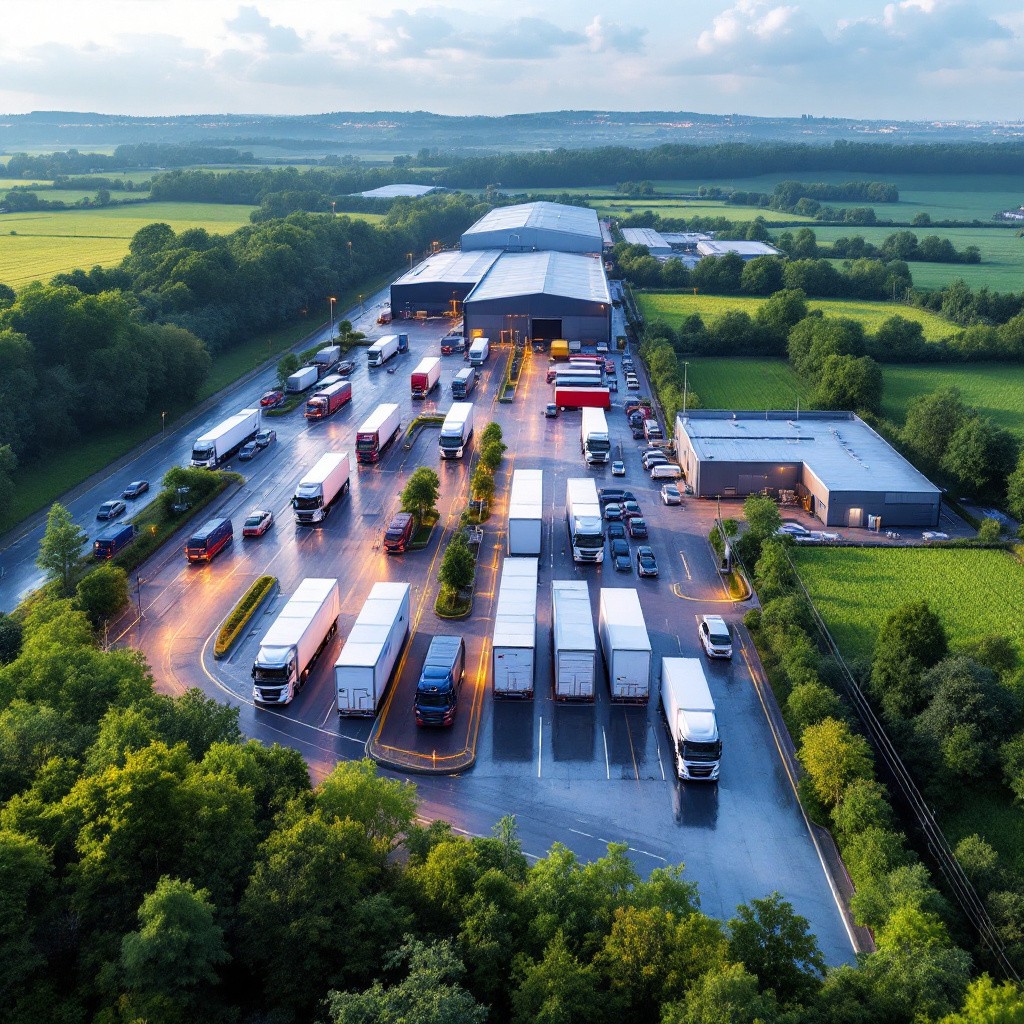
[292,452,351,524]
[367,334,400,367]
[438,402,474,460]
[335,582,411,716]
[492,557,538,699]
[508,469,543,556]
[580,407,611,465]
[411,356,442,398]
[451,366,476,399]
[190,408,260,468]
[468,338,490,366]
[555,386,611,410]
[286,365,319,393]
[313,344,342,375]
[304,380,352,420]
[551,580,597,701]
[252,578,340,706]
[565,478,604,564]
[598,588,652,703]
[356,404,402,464]
[661,657,721,781]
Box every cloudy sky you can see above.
[1,0,1021,120]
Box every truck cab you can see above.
[414,636,466,727]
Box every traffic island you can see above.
[214,575,277,658]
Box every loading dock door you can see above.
[531,318,562,341]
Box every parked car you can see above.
[255,428,277,449]
[699,614,733,659]
[260,389,284,408]
[96,499,127,521]
[611,538,632,573]
[631,426,646,439]
[642,451,668,470]
[238,441,259,461]
[611,460,626,477]
[627,516,648,539]
[596,341,609,354]
[242,509,274,537]
[626,380,640,391]
[650,463,683,480]
[636,545,659,577]
[121,480,149,499]
[621,500,643,520]
[777,522,811,538]
[661,483,682,506]
[598,488,635,505]
[607,520,626,540]
[337,360,355,375]
[604,503,624,521]
[545,403,559,418]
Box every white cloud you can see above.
[584,16,646,54]
[226,6,304,54]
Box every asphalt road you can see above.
[6,297,857,965]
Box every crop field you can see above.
[636,291,954,340]
[792,547,1024,661]
[683,358,811,410]
[593,199,814,224]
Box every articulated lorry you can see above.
[565,478,604,564]
[492,557,538,699]
[313,345,342,375]
[551,580,597,701]
[439,402,474,460]
[356,404,402,464]
[335,582,411,716]
[304,380,352,420]
[468,338,490,366]
[598,588,652,704]
[367,334,401,367]
[555,386,611,410]
[252,578,340,706]
[451,367,476,399]
[411,356,441,398]
[508,469,543,556]
[292,452,351,524]
[580,407,611,465]
[286,365,319,393]
[661,657,721,781]
[190,408,260,468]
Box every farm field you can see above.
[792,547,1024,661]
[636,291,954,340]
[592,199,813,223]
[684,357,811,410]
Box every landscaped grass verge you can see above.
[435,583,472,619]
[403,413,445,449]
[409,511,440,550]
[215,575,277,658]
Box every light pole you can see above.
[347,240,352,259]
[330,200,336,216]
[161,411,166,433]
[329,296,336,339]
[407,252,414,270]
[358,294,364,313]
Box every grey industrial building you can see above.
[620,227,672,255]
[389,249,502,318]
[695,240,782,260]
[461,201,602,254]
[674,411,941,528]
[352,183,441,199]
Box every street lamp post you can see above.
[330,200,336,216]
[161,411,166,433]
[407,252,414,269]
[329,296,336,339]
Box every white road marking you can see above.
[602,726,610,779]
[537,717,543,778]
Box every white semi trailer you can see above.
[252,578,340,705]
[551,580,597,701]
[292,452,351,524]
[492,557,538,699]
[565,478,604,564]
[439,402,474,460]
[661,657,721,781]
[190,408,260,468]
[508,469,543,556]
[580,407,611,465]
[335,582,411,717]
[597,588,652,703]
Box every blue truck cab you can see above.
[93,522,137,560]
[414,635,466,727]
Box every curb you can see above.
[365,738,476,776]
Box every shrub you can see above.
[786,681,844,740]
[215,576,276,658]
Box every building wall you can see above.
[462,228,599,253]
[390,282,475,316]
[465,295,610,344]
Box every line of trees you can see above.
[3,144,257,179]
[782,227,981,265]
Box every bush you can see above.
[215,576,276,658]
[786,681,844,740]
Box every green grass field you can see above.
[684,358,811,410]
[636,291,954,340]
[793,547,1024,660]
[594,199,813,224]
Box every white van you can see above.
[650,463,683,480]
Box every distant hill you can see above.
[1,109,1021,159]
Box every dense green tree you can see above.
[400,467,440,527]
[812,353,883,413]
[941,416,1018,497]
[785,681,844,739]
[438,532,475,593]
[276,352,300,388]
[663,962,778,1024]
[901,387,972,472]
[939,974,1024,1023]
[0,443,16,522]
[511,930,608,1024]
[742,495,782,541]
[740,256,784,296]
[871,315,926,361]
[479,438,507,474]
[75,563,129,627]
[36,502,87,594]
[797,718,873,808]
[0,612,22,665]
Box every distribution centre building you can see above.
[351,184,441,199]
[620,227,672,255]
[674,411,941,528]
[461,202,602,254]
[695,240,782,260]
[389,249,502,318]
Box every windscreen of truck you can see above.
[356,433,377,453]
[191,443,215,462]
[573,522,604,550]
[682,739,722,761]
[586,436,611,454]
[293,490,323,511]
[253,660,291,682]
[439,432,462,450]
[416,686,450,707]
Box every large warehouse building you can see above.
[461,202,602,254]
[389,249,502,318]
[674,411,941,528]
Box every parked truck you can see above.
[550,339,570,360]
[468,338,490,366]
[292,452,351,524]
[492,557,538,699]
[598,588,652,703]
[580,407,611,465]
[555,386,611,410]
[508,469,543,556]
[661,657,721,781]
[252,578,340,706]
[356,404,402,464]
[313,344,342,376]
[551,580,597,701]
[438,402,474,460]
[304,380,352,420]
[414,635,467,727]
[451,366,476,399]
[286,365,319,393]
[335,582,411,716]
[411,356,442,398]
[367,334,400,367]
[565,478,604,563]
[190,408,260,468]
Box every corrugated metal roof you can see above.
[466,251,610,305]
[696,240,781,257]
[676,411,941,495]
[462,201,601,247]
[621,228,670,251]
[353,184,439,198]
[391,249,502,286]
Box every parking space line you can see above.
[679,551,692,580]
[624,712,640,781]
[537,717,543,778]
[602,727,610,779]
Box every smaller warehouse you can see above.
[674,411,941,528]
[620,227,671,255]
[695,240,782,261]
[389,249,502,317]
[351,184,440,199]
[461,202,602,254]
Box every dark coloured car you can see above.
[260,389,284,408]
[598,488,636,505]
[255,428,277,449]
[238,441,259,461]
[242,509,274,537]
[621,500,643,520]
[607,520,626,540]
[96,499,126,520]
[545,403,559,418]
[121,480,149,499]
[337,360,355,375]
[611,538,632,573]
[604,503,623,521]
[636,545,659,577]
[627,516,648,539]
[631,425,646,439]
